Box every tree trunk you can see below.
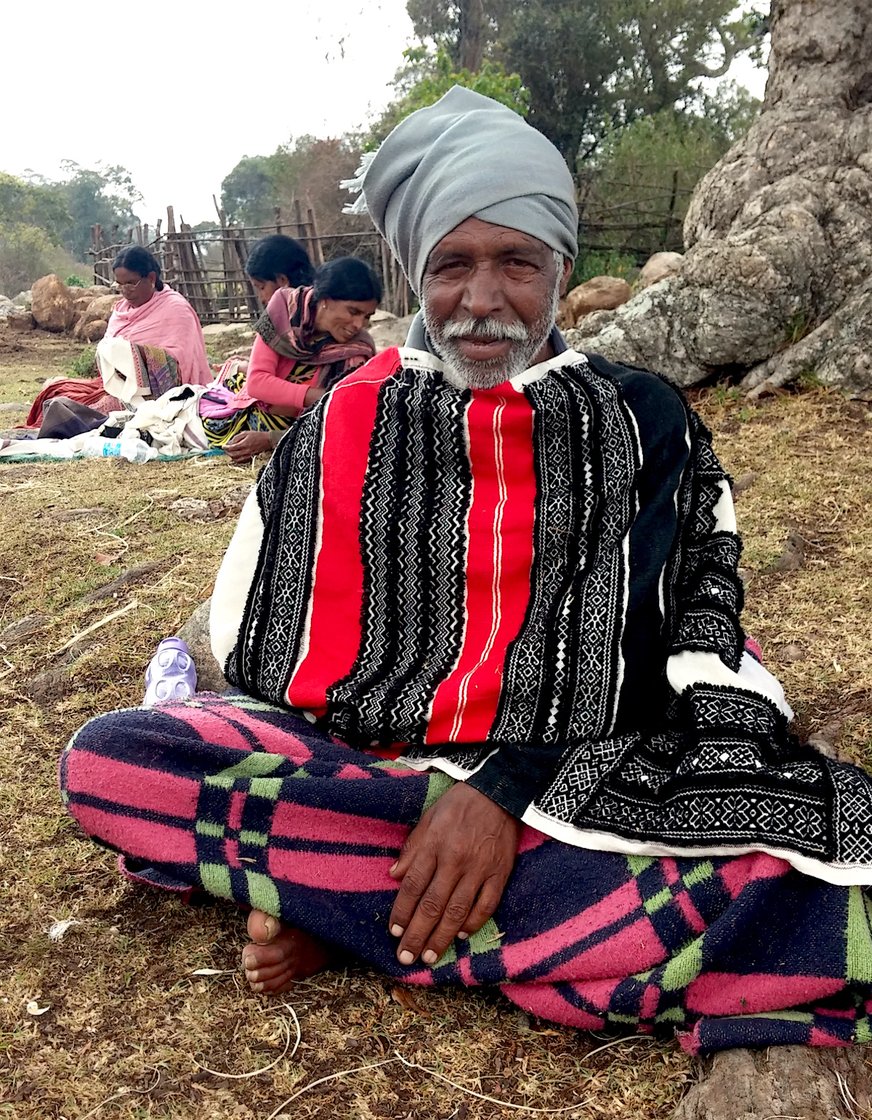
[567,0,872,399]
[674,1045,872,1120]
[458,0,486,72]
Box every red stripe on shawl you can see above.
[515,916,665,983]
[228,791,245,831]
[64,752,199,819]
[287,350,401,714]
[271,801,409,851]
[498,880,654,974]
[686,973,846,1015]
[809,1028,853,1047]
[499,981,608,1030]
[267,848,395,892]
[70,804,197,864]
[719,851,790,897]
[426,386,536,743]
[169,701,314,763]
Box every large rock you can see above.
[563,276,632,327]
[78,319,110,343]
[638,252,684,290]
[72,286,113,314]
[5,309,34,332]
[74,293,119,341]
[369,310,416,352]
[565,277,699,384]
[0,296,16,318]
[177,600,228,694]
[31,274,75,332]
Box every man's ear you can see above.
[559,257,572,297]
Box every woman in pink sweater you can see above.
[202,257,380,459]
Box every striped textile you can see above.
[60,692,872,1055]
[201,359,309,448]
[208,346,872,884]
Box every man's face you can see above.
[421,217,570,389]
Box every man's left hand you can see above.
[388,783,521,967]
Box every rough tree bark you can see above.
[457,0,486,72]
[567,0,872,398]
[674,1045,872,1120]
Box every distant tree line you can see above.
[0,162,141,294]
[0,1,767,293]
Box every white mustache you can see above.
[441,317,529,342]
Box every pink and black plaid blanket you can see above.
[60,692,872,1055]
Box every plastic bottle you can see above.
[118,436,156,463]
[80,436,122,458]
[79,434,156,462]
[143,637,198,707]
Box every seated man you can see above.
[61,88,872,1055]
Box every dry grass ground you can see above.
[0,329,870,1119]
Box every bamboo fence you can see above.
[89,201,410,323]
[88,173,694,324]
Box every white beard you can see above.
[423,277,561,390]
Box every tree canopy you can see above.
[220,136,372,249]
[365,46,529,147]
[403,0,766,166]
[0,163,142,292]
[54,162,142,259]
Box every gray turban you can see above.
[352,86,578,294]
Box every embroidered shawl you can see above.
[210,347,872,886]
[255,286,375,384]
[105,286,211,385]
[96,338,180,407]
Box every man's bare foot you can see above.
[241,909,332,994]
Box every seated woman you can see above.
[202,257,381,462]
[27,247,211,435]
[245,233,315,310]
[204,235,315,460]
[95,246,212,407]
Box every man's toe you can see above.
[246,908,280,943]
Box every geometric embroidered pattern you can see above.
[218,349,872,877]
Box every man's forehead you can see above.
[428,217,551,259]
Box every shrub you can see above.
[67,346,97,378]
[0,222,53,294]
[569,250,638,289]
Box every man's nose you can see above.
[461,264,504,319]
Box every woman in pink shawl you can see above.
[201,257,381,461]
[25,247,210,432]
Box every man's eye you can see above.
[505,259,537,276]
[434,260,467,274]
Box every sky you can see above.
[2,0,416,225]
[2,0,766,229]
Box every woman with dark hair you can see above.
[245,235,314,304]
[95,247,211,409]
[25,246,211,432]
[203,256,382,461]
[208,235,315,379]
